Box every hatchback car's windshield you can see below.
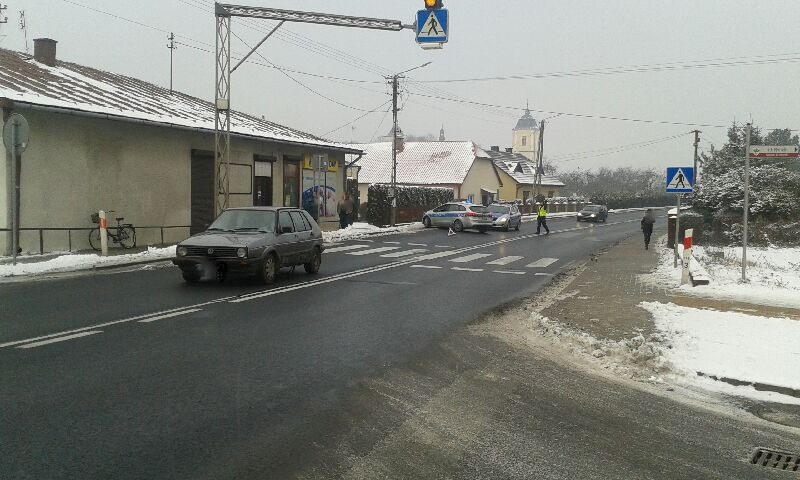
[584,206,602,212]
[209,210,276,232]
[488,205,510,214]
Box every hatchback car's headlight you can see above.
[497,216,507,223]
[590,214,596,217]
[177,246,188,257]
[236,247,247,258]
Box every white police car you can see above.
[422,202,493,232]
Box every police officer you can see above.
[535,200,550,235]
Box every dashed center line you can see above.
[381,249,428,258]
[494,270,526,275]
[408,243,428,246]
[17,331,103,349]
[137,308,203,323]
[324,244,370,253]
[410,265,442,269]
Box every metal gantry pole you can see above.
[390,74,399,227]
[214,12,231,215]
[10,117,17,265]
[742,123,751,282]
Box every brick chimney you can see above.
[33,38,58,67]
[505,148,513,153]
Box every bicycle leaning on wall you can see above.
[89,211,136,251]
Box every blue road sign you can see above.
[416,9,448,44]
[666,167,694,193]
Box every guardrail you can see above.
[0,225,191,255]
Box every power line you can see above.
[409,92,730,129]
[549,133,692,162]
[320,99,392,137]
[416,52,800,84]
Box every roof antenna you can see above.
[19,10,28,53]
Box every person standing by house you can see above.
[337,192,354,230]
[535,200,550,235]
[641,209,656,249]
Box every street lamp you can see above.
[388,61,432,226]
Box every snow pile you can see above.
[323,222,420,243]
[649,241,800,308]
[0,246,176,277]
[527,312,669,380]
[641,301,800,405]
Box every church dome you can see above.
[513,108,538,131]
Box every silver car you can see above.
[172,207,324,284]
[487,203,522,231]
[422,202,493,232]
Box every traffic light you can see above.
[424,0,443,10]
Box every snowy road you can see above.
[1,211,795,479]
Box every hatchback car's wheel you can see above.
[423,216,432,228]
[258,253,277,284]
[452,220,464,232]
[304,247,321,274]
[181,270,201,283]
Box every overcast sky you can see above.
[2,0,799,172]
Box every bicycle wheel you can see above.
[118,226,136,249]
[88,228,104,251]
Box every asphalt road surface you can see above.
[2,211,796,479]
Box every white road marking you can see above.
[137,308,203,323]
[449,253,493,263]
[347,246,400,256]
[17,330,103,349]
[434,245,451,248]
[383,241,401,244]
[494,270,526,275]
[452,267,484,272]
[381,249,428,258]
[486,256,524,265]
[408,243,428,246]
[323,244,371,253]
[417,250,459,260]
[410,265,442,269]
[526,257,559,268]
[535,273,555,277]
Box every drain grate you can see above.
[751,447,800,472]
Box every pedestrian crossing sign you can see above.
[665,167,694,193]
[416,9,448,44]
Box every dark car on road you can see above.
[487,203,522,231]
[577,204,608,222]
[173,207,323,284]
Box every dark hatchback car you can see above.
[576,204,608,222]
[173,207,324,284]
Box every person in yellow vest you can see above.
[535,200,550,235]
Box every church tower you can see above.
[439,124,445,141]
[512,103,539,161]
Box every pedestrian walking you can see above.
[535,200,550,235]
[641,208,656,250]
[337,192,354,230]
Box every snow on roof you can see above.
[347,141,490,185]
[486,150,564,187]
[0,48,357,152]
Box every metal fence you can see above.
[0,225,191,255]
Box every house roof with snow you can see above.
[0,45,359,153]
[486,150,564,187]
[348,141,491,185]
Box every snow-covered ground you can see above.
[0,246,176,278]
[641,301,800,405]
[322,222,420,243]
[652,241,800,309]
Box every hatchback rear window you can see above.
[469,206,489,213]
[488,205,510,214]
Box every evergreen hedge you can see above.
[367,184,454,226]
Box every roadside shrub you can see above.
[367,184,454,226]
[589,192,674,209]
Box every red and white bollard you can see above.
[99,210,109,257]
[680,228,693,285]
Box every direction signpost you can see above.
[748,145,799,159]
[666,167,694,268]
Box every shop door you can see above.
[254,177,273,206]
[283,159,300,207]
[190,151,215,235]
